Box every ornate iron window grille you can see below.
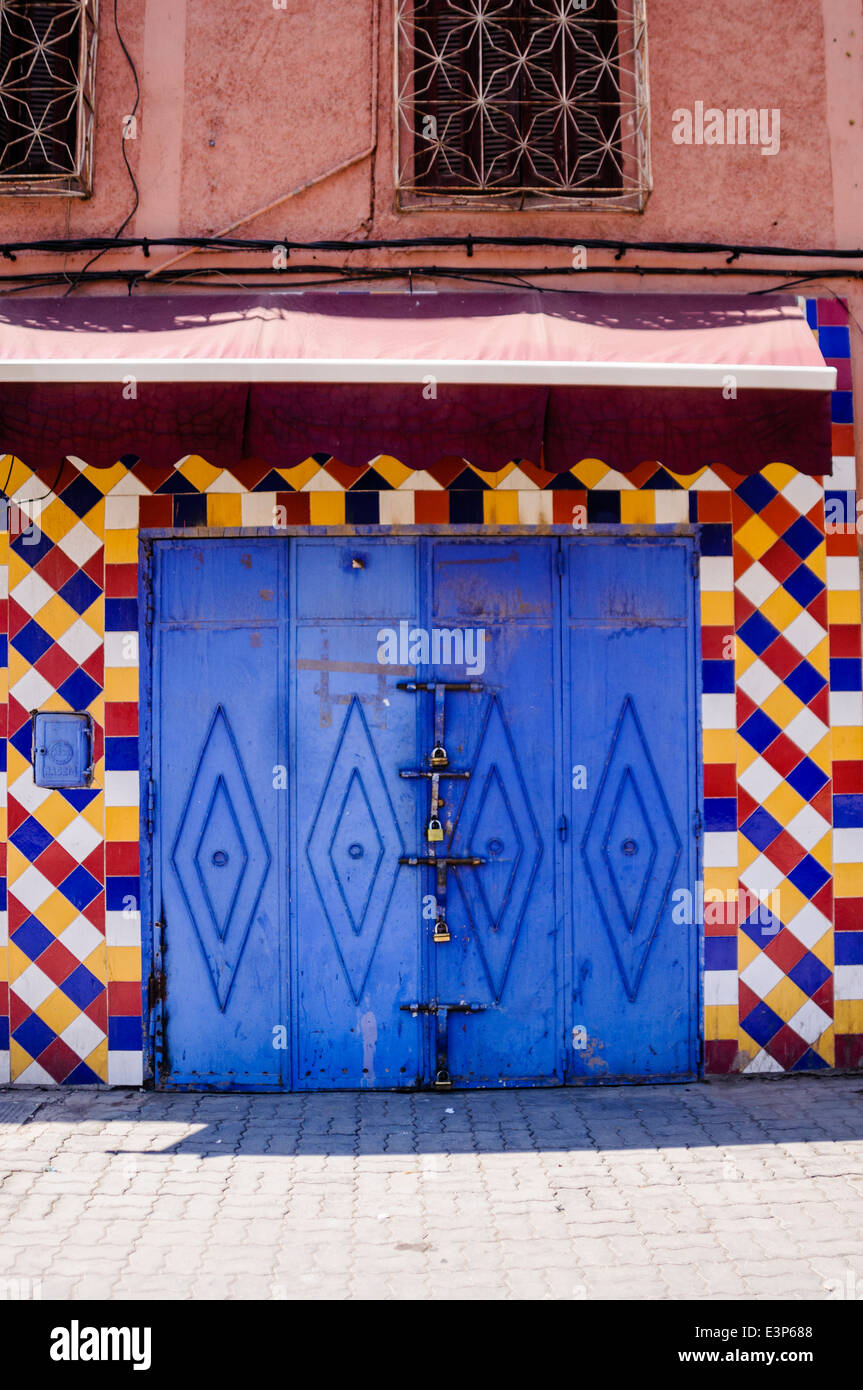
[0,0,98,196]
[396,0,650,211]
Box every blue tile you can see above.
[0,634,6,668]
[788,854,831,899]
[0,1018,7,1049]
[741,1000,783,1047]
[11,1012,54,1058]
[739,708,781,754]
[783,564,822,609]
[105,877,139,912]
[11,916,54,961]
[10,528,53,567]
[704,797,737,832]
[451,492,485,524]
[834,794,863,828]
[57,669,101,711]
[787,757,829,801]
[824,490,855,528]
[817,325,850,357]
[702,659,735,694]
[61,965,103,1010]
[805,299,818,329]
[9,721,32,761]
[109,1017,143,1050]
[105,598,138,632]
[791,1048,830,1072]
[688,494,699,523]
[12,619,53,664]
[10,816,53,861]
[740,807,782,851]
[60,866,102,911]
[58,788,101,811]
[105,737,138,771]
[735,474,777,513]
[705,936,737,971]
[738,611,780,657]
[832,392,854,425]
[784,516,821,561]
[788,951,831,996]
[699,523,733,556]
[64,1061,104,1085]
[835,932,863,966]
[785,659,826,704]
[59,474,103,519]
[345,493,379,525]
[173,494,207,528]
[740,906,783,944]
[59,571,101,616]
[830,658,862,692]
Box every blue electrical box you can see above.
[31,711,94,789]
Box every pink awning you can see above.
[0,291,835,476]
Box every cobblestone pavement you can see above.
[0,1077,862,1301]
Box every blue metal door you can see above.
[562,537,699,1081]
[152,540,286,1088]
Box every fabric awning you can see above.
[0,290,835,476]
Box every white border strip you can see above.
[0,359,837,389]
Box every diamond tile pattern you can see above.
[0,295,860,1085]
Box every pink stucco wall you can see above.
[0,0,859,473]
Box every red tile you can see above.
[108,982,143,1015]
[763,829,806,876]
[832,424,855,457]
[834,898,863,931]
[37,939,80,986]
[830,625,862,659]
[736,787,759,825]
[812,979,833,1015]
[273,492,310,525]
[739,981,760,1018]
[105,563,139,598]
[762,733,804,779]
[805,591,828,628]
[37,1037,81,1082]
[35,841,79,887]
[106,841,139,875]
[835,1034,863,1069]
[825,525,859,556]
[812,880,834,919]
[138,495,173,529]
[81,846,104,881]
[414,492,449,524]
[105,702,138,736]
[35,547,77,592]
[704,1039,739,1074]
[34,644,77,690]
[84,992,108,1030]
[811,781,833,822]
[704,764,737,798]
[82,548,104,588]
[807,687,830,725]
[553,491,586,525]
[834,761,863,795]
[696,492,731,523]
[736,688,757,725]
[701,626,735,660]
[764,929,807,974]
[733,589,756,627]
[761,636,801,681]
[82,648,104,686]
[9,989,30,1030]
[82,891,105,928]
[764,1024,809,1071]
[761,494,799,536]
[760,539,798,583]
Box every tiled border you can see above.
[0,294,859,1086]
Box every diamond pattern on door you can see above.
[306,697,404,1002]
[581,695,681,1002]
[171,706,272,1011]
[451,694,543,1001]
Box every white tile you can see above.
[702,694,736,729]
[737,658,780,705]
[787,998,832,1047]
[0,912,7,949]
[703,832,738,868]
[496,467,538,491]
[205,471,244,493]
[8,769,50,815]
[108,1051,144,1086]
[743,1049,783,1074]
[784,611,825,657]
[737,756,782,803]
[302,469,344,492]
[14,1059,55,1085]
[740,951,785,999]
[378,492,415,525]
[698,557,734,592]
[786,804,830,853]
[0,564,8,600]
[241,494,280,527]
[593,468,635,491]
[105,631,138,668]
[826,556,860,592]
[104,495,140,530]
[0,1053,9,1085]
[104,771,140,808]
[60,1014,106,1061]
[56,815,104,864]
[830,692,863,727]
[735,561,779,608]
[691,470,730,491]
[704,970,738,1006]
[784,707,828,755]
[11,962,55,1011]
[56,618,102,665]
[57,521,102,566]
[780,473,823,516]
[739,854,784,898]
[9,865,54,914]
[833,827,863,864]
[654,493,690,525]
[398,471,444,491]
[517,492,554,526]
[9,568,54,616]
[10,668,54,711]
[834,965,863,1001]
[58,915,104,963]
[785,902,831,951]
[106,910,142,947]
[826,456,856,489]
[109,471,149,497]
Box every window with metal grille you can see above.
[0,0,98,196]
[396,0,649,210]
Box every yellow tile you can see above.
[207,494,242,528]
[39,891,82,935]
[483,492,519,525]
[738,932,761,971]
[82,463,128,496]
[764,977,809,1023]
[775,880,806,925]
[809,830,832,871]
[828,589,862,625]
[309,493,345,525]
[106,806,138,840]
[762,781,805,825]
[8,648,29,685]
[619,492,656,525]
[83,944,109,979]
[0,529,7,564]
[701,591,735,626]
[10,1040,35,1076]
[7,746,29,780]
[808,635,830,678]
[3,457,34,498]
[108,946,141,981]
[104,529,138,565]
[39,988,82,1035]
[761,463,798,491]
[735,641,756,677]
[737,834,760,871]
[7,845,30,881]
[179,454,221,491]
[471,462,516,489]
[812,1025,834,1064]
[704,867,738,897]
[373,455,415,489]
[737,1028,761,1062]
[32,795,78,838]
[834,863,863,897]
[81,796,104,832]
[810,929,834,968]
[81,597,104,637]
[705,1005,738,1040]
[736,739,758,775]
[571,458,610,488]
[38,498,79,544]
[760,683,803,730]
[279,458,322,491]
[807,732,832,774]
[8,549,32,590]
[736,514,777,560]
[759,588,802,634]
[807,544,826,581]
[83,1038,108,1081]
[703,730,737,763]
[105,667,140,702]
[35,594,79,642]
[835,1000,863,1033]
[8,941,31,981]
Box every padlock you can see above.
[432,917,451,943]
[430,744,448,768]
[426,816,444,842]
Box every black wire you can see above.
[63,0,140,297]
